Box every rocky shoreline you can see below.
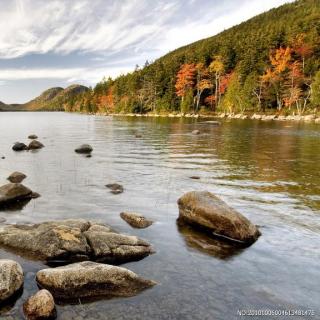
[89,112,320,123]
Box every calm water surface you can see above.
[0,112,319,320]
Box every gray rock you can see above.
[36,261,156,300]
[12,142,28,151]
[177,191,260,245]
[0,183,34,208]
[75,144,93,154]
[120,212,153,229]
[0,259,24,302]
[7,171,27,183]
[106,183,124,194]
[28,140,44,150]
[28,134,38,140]
[0,219,153,264]
[23,289,56,320]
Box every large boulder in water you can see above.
[23,289,56,320]
[0,183,34,208]
[36,261,156,301]
[75,144,93,154]
[7,171,27,183]
[177,191,260,245]
[0,219,153,264]
[0,259,24,302]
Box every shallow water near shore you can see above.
[0,112,319,320]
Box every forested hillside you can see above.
[63,0,320,115]
[24,85,89,111]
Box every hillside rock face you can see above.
[0,259,24,302]
[36,261,156,300]
[177,191,260,245]
[0,219,153,264]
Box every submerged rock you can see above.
[12,142,28,151]
[0,183,34,208]
[120,212,153,229]
[192,130,200,135]
[7,171,27,183]
[189,176,200,180]
[177,191,260,245]
[106,183,124,194]
[0,259,24,302]
[0,219,153,264]
[28,140,44,150]
[75,144,93,154]
[23,289,56,320]
[28,134,38,140]
[36,261,156,301]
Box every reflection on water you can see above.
[177,223,244,260]
[0,112,319,320]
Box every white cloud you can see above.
[0,66,133,83]
[0,0,293,60]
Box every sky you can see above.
[0,0,293,104]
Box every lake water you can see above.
[0,112,319,320]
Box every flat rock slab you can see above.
[7,171,27,183]
[0,183,34,208]
[0,219,153,264]
[23,289,56,320]
[0,259,24,302]
[36,261,156,301]
[120,212,153,229]
[177,191,260,245]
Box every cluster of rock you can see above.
[217,113,320,122]
[12,134,44,151]
[0,219,153,264]
[0,218,156,318]
[0,258,155,319]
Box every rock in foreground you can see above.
[0,183,34,208]
[28,140,44,150]
[177,191,260,245]
[12,142,28,151]
[36,261,156,301]
[7,171,27,183]
[23,289,56,320]
[0,259,24,302]
[120,212,153,229]
[0,219,153,264]
[75,144,93,154]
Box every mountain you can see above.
[24,85,89,111]
[63,0,320,115]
